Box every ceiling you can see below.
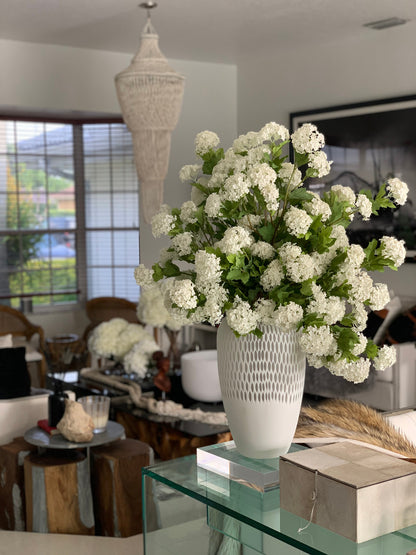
[0,0,415,64]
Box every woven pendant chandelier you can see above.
[115,2,185,223]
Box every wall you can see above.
[237,24,416,299]
[0,39,237,336]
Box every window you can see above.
[0,115,140,310]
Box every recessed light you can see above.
[364,17,409,30]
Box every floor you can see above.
[0,531,144,555]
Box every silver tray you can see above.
[24,420,124,449]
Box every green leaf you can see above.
[302,313,326,327]
[258,223,275,243]
[201,148,224,175]
[365,340,378,359]
[163,260,181,277]
[294,152,309,167]
[336,328,359,353]
[152,263,164,281]
[289,188,314,203]
[252,328,263,338]
[300,280,313,296]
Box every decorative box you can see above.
[279,441,416,543]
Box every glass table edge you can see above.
[142,455,416,555]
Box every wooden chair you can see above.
[0,306,47,388]
[82,296,141,344]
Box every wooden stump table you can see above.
[91,438,154,537]
[0,436,37,531]
[24,450,95,535]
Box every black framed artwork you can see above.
[290,95,416,262]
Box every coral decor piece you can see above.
[115,16,185,223]
[56,399,94,443]
[134,121,409,384]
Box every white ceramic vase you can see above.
[216,320,306,459]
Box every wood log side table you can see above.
[24,450,95,535]
[91,438,154,537]
[0,437,37,531]
[23,421,124,535]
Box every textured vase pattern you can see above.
[217,320,306,459]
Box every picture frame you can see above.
[290,95,416,262]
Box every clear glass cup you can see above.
[78,395,110,433]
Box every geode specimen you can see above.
[57,399,94,442]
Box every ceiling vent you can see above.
[364,17,409,30]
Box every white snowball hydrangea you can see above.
[350,302,368,332]
[369,282,390,311]
[137,285,171,328]
[169,279,198,309]
[277,162,302,190]
[180,200,198,224]
[179,164,201,183]
[284,206,313,237]
[248,163,279,210]
[387,177,409,206]
[250,241,275,260]
[327,357,371,383]
[195,250,222,290]
[346,244,366,268]
[331,184,356,205]
[291,123,325,154]
[115,323,153,359]
[380,236,406,267]
[123,338,160,378]
[254,298,277,325]
[151,205,176,238]
[308,151,332,178]
[205,193,222,218]
[355,194,373,221]
[200,284,228,325]
[299,325,337,357]
[373,345,397,371]
[215,226,254,255]
[307,285,346,325]
[88,318,129,359]
[284,253,315,283]
[222,172,250,201]
[134,264,154,288]
[345,270,374,304]
[304,193,331,222]
[259,122,289,143]
[260,259,284,291]
[232,131,262,153]
[171,232,193,256]
[274,302,304,332]
[226,296,259,335]
[351,332,368,356]
[195,130,220,156]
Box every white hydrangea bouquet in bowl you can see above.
[136,121,408,384]
[88,317,160,379]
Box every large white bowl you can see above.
[181,350,222,402]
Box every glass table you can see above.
[142,452,416,555]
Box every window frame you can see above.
[0,110,139,312]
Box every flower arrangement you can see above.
[137,281,185,331]
[134,122,409,384]
[88,317,159,378]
